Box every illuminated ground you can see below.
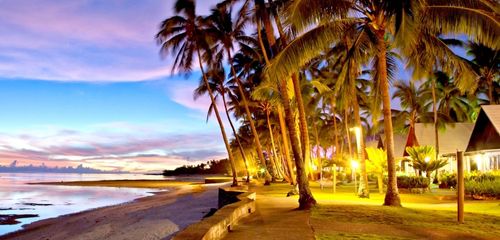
[224,180,500,240]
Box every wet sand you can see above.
[1,180,226,240]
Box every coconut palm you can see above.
[206,3,274,184]
[193,65,251,182]
[265,0,499,206]
[392,80,430,146]
[156,0,239,186]
[248,0,316,209]
[467,41,500,104]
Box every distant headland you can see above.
[0,161,127,174]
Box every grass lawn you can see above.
[304,181,500,240]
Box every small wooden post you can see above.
[333,164,337,193]
[457,151,464,224]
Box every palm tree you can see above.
[265,0,499,206]
[207,3,273,184]
[156,0,239,186]
[251,0,316,209]
[392,80,430,147]
[467,41,499,104]
[193,65,251,182]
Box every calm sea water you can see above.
[0,173,171,236]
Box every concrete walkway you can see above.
[223,184,314,240]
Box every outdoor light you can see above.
[312,164,317,171]
[351,160,359,169]
[424,156,431,163]
[351,160,358,194]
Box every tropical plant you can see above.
[193,65,251,182]
[467,41,500,104]
[156,0,239,186]
[365,147,388,194]
[265,0,498,207]
[405,145,448,181]
[207,2,272,184]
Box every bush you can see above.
[466,171,499,182]
[439,172,457,189]
[438,171,500,199]
[397,176,429,189]
[465,179,500,199]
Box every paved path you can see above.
[223,186,314,240]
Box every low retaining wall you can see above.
[172,188,256,240]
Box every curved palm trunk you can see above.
[291,73,314,180]
[331,98,339,193]
[350,68,369,198]
[276,133,292,183]
[256,19,295,185]
[344,108,353,158]
[280,78,316,209]
[377,38,401,207]
[266,109,282,180]
[221,92,250,182]
[331,98,339,158]
[272,9,313,180]
[226,47,272,184]
[256,1,315,208]
[431,78,439,160]
[278,107,296,185]
[196,49,238,186]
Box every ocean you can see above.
[0,172,169,236]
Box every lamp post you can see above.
[350,127,362,195]
[351,160,359,194]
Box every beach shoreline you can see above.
[1,180,227,240]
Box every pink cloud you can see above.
[0,124,227,172]
[0,0,220,82]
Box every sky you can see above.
[0,0,225,172]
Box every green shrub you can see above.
[397,176,429,189]
[438,171,500,198]
[465,179,500,198]
[466,171,500,182]
[438,172,457,189]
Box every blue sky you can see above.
[0,0,470,172]
[0,0,225,172]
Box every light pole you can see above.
[351,160,359,194]
[350,127,362,195]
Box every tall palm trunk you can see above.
[331,98,339,159]
[226,47,272,184]
[377,37,401,207]
[291,73,314,180]
[331,98,339,193]
[344,108,353,157]
[256,17,295,185]
[278,107,296,185]
[196,49,238,186]
[270,7,313,179]
[349,64,369,198]
[256,1,315,208]
[266,109,282,180]
[221,91,250,182]
[280,78,316,209]
[276,132,292,183]
[431,78,439,160]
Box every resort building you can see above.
[465,105,500,172]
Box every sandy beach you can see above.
[1,180,227,240]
